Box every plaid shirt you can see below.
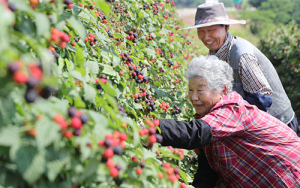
[202,91,300,187]
[209,33,272,95]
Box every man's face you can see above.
[197,25,229,52]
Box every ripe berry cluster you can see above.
[146,33,155,42]
[98,131,127,178]
[63,0,73,9]
[160,162,186,185]
[96,12,107,23]
[8,61,54,103]
[158,102,170,113]
[126,30,138,43]
[85,33,98,46]
[171,105,181,115]
[53,106,89,138]
[143,4,150,10]
[138,119,161,148]
[50,28,70,49]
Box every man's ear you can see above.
[225,25,230,33]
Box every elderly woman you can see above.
[158,56,300,187]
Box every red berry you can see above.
[68,3,73,9]
[180,183,188,188]
[149,135,157,143]
[169,174,176,183]
[119,133,127,141]
[13,71,28,84]
[64,131,73,138]
[71,117,82,129]
[119,71,123,75]
[104,148,114,158]
[106,158,115,168]
[131,156,138,162]
[58,120,68,130]
[71,42,75,46]
[110,167,119,178]
[158,173,163,179]
[136,168,143,174]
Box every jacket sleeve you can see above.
[245,93,272,112]
[159,119,213,150]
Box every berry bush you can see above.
[0,0,203,187]
[259,21,300,116]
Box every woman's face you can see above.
[197,25,229,52]
[188,77,223,118]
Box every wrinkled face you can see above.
[188,77,223,118]
[197,25,229,52]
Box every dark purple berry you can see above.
[80,114,89,124]
[74,128,81,136]
[8,63,19,75]
[139,161,145,168]
[26,77,39,89]
[68,107,77,118]
[155,134,163,143]
[104,139,111,148]
[25,89,37,103]
[115,164,122,170]
[113,145,123,155]
[8,3,17,12]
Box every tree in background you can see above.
[248,0,267,7]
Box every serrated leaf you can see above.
[133,103,143,109]
[35,117,60,149]
[67,16,86,40]
[144,48,156,58]
[0,126,20,147]
[23,151,46,184]
[16,146,45,184]
[84,84,96,102]
[47,158,69,182]
[78,158,99,181]
[85,61,99,75]
[70,70,83,80]
[100,64,117,76]
[35,13,49,36]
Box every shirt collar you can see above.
[209,32,234,63]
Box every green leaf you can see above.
[144,48,156,58]
[85,61,99,75]
[47,158,69,182]
[78,158,99,181]
[70,70,83,80]
[179,169,188,184]
[16,146,45,184]
[75,45,85,66]
[100,63,117,76]
[133,103,143,109]
[74,98,86,109]
[23,151,46,184]
[0,126,20,147]
[34,13,50,36]
[84,84,96,102]
[35,117,60,149]
[67,16,86,40]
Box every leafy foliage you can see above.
[0,0,202,187]
[259,21,300,115]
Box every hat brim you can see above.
[180,19,246,30]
